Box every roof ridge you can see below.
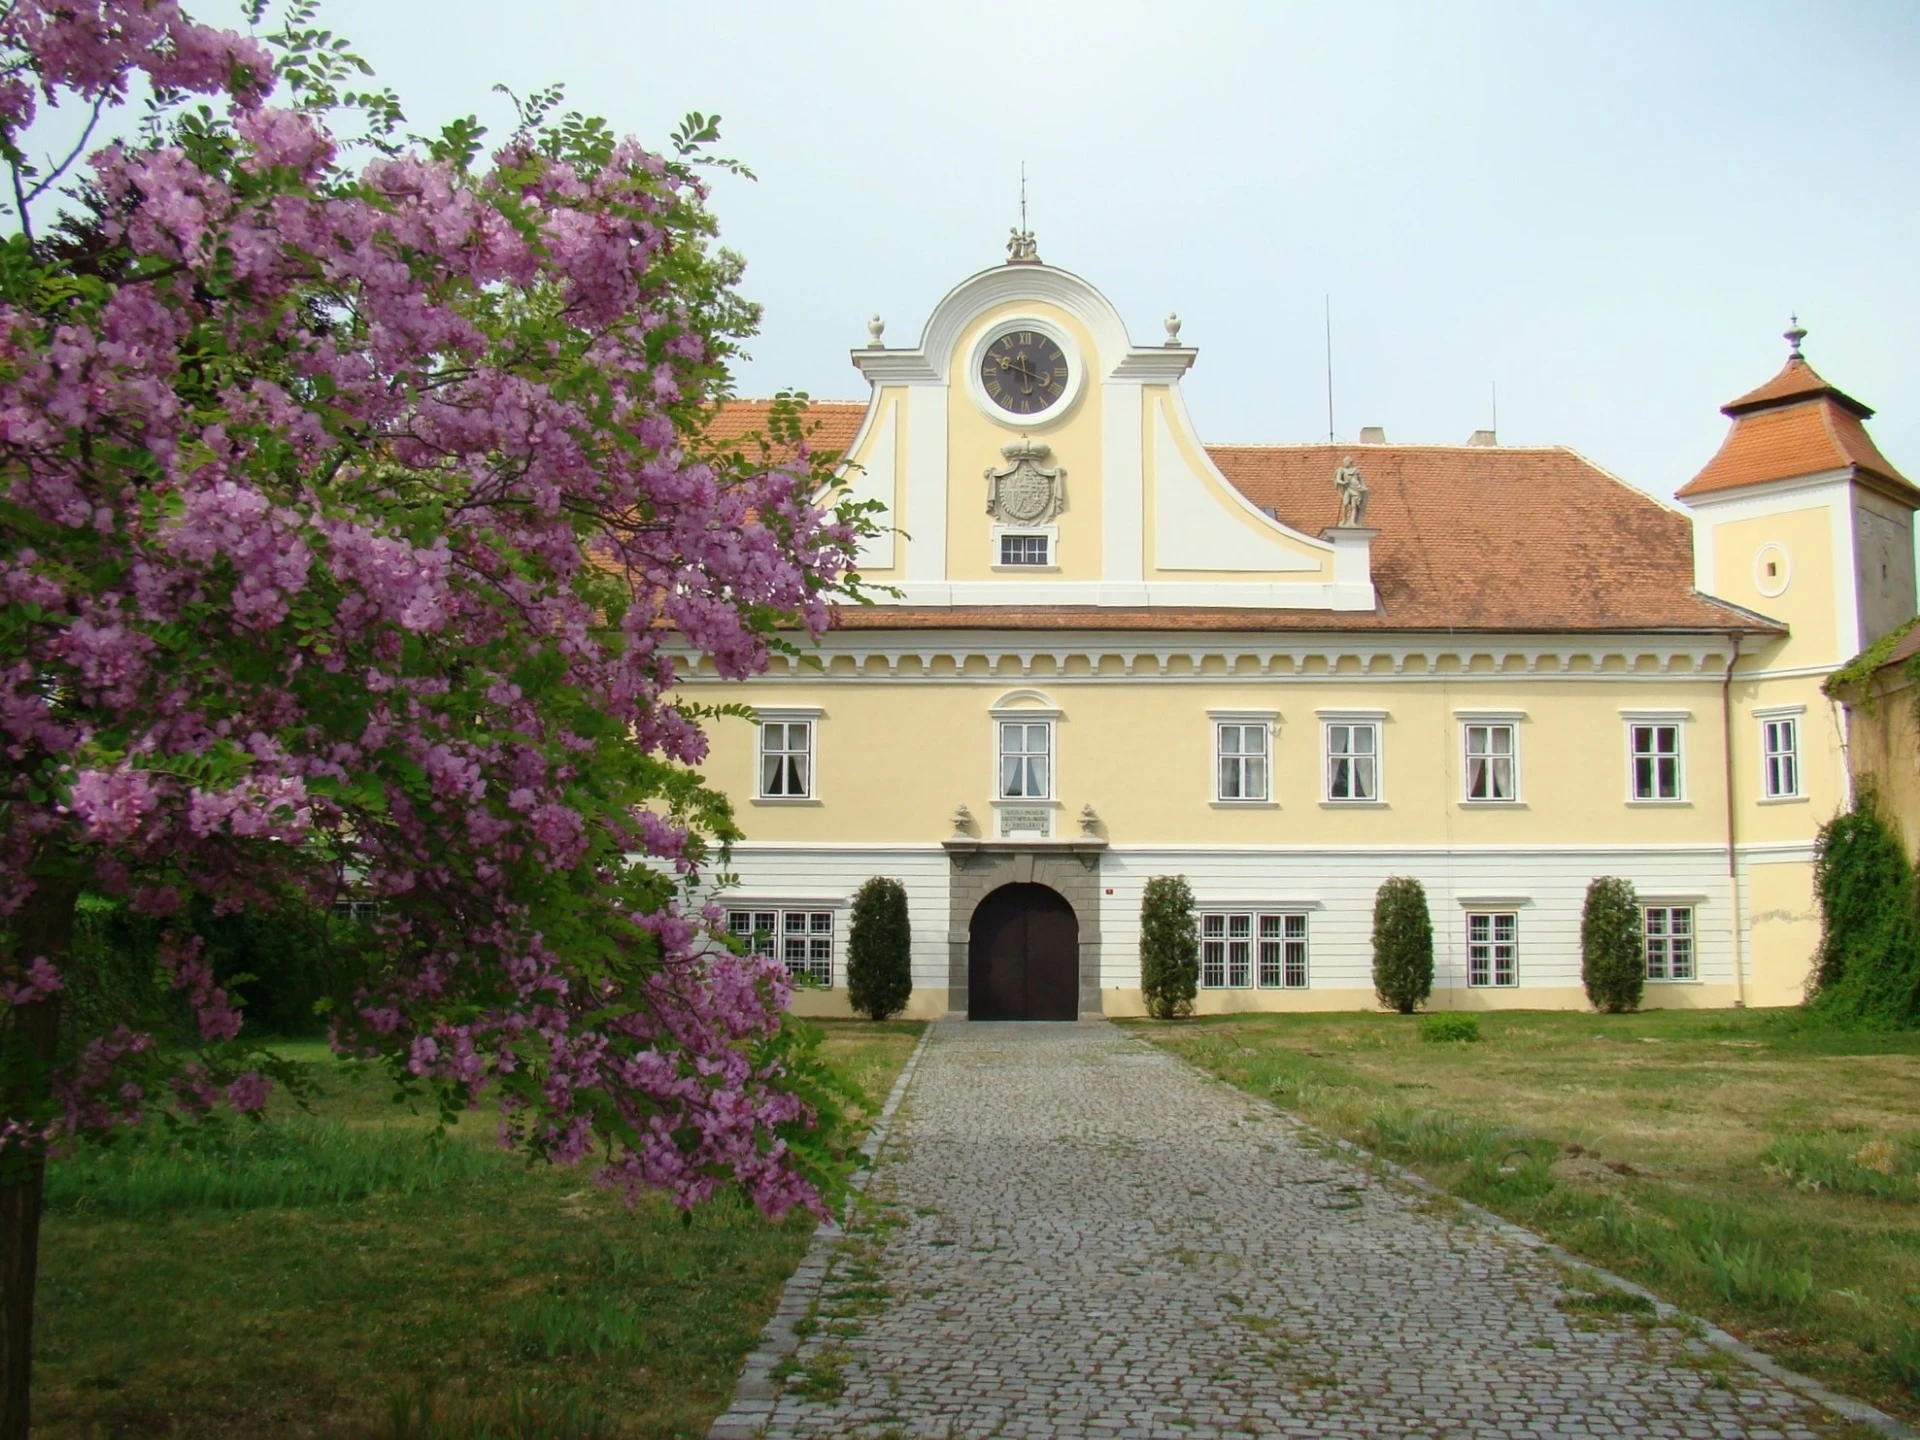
[1202,441,1569,453]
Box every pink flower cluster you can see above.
[0,2,862,1218]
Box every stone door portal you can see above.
[967,883,1079,1020]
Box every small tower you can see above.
[1679,321,1918,664]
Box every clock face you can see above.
[980,329,1070,417]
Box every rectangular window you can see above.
[1325,722,1378,801]
[758,720,812,799]
[1216,722,1270,802]
[1762,717,1800,799]
[998,721,1051,799]
[1466,911,1518,987]
[726,908,833,985]
[1630,723,1682,800]
[1464,723,1516,802]
[1644,906,1695,982]
[1202,911,1309,989]
[999,533,1050,566]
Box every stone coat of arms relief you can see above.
[985,438,1066,525]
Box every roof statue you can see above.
[1006,226,1040,264]
[1334,455,1369,528]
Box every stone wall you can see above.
[944,846,1106,1017]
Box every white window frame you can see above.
[1211,710,1276,804]
[1643,904,1696,983]
[754,708,821,802]
[990,523,1060,572]
[1319,709,1386,804]
[996,717,1054,801]
[1465,911,1518,988]
[726,906,837,986]
[1458,712,1522,804]
[1755,705,1805,802]
[1621,710,1689,804]
[1199,909,1310,990]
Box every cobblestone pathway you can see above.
[741,1020,1846,1439]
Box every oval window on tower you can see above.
[1753,542,1791,599]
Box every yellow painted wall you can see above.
[945,302,1105,581]
[1843,672,1920,855]
[1714,506,1838,671]
[689,677,1740,848]
[1747,861,1819,1007]
[1726,675,1847,844]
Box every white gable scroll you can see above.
[843,259,1375,612]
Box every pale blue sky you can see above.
[74,3,1920,499]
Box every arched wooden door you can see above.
[968,883,1079,1021]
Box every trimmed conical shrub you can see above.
[1581,876,1644,1013]
[1371,876,1434,1014]
[846,877,912,1021]
[1140,875,1199,1019]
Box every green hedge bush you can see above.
[1581,876,1645,1013]
[63,893,375,1050]
[846,877,913,1021]
[1809,788,1920,1027]
[1140,876,1199,1019]
[1418,1013,1481,1043]
[1371,876,1434,1014]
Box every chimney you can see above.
[1358,425,1386,444]
[1466,429,1497,447]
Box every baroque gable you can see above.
[835,261,1374,611]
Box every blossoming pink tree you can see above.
[0,4,869,1430]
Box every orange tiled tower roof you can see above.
[1677,321,1916,504]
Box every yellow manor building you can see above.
[680,242,1918,1020]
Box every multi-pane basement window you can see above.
[758,720,812,798]
[999,533,1050,566]
[1464,723,1516,801]
[1630,723,1681,800]
[1762,716,1800,799]
[1644,906,1695,982]
[1200,912,1310,989]
[999,721,1051,799]
[1325,722,1378,801]
[727,909,834,986]
[1216,722,1269,801]
[1466,911,1518,987]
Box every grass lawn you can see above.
[35,1018,923,1440]
[1125,1007,1920,1423]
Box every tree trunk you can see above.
[1,875,79,1440]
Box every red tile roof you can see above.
[711,402,1779,636]
[1722,356,1870,418]
[701,400,864,457]
[1677,356,1916,503]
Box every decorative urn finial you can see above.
[867,314,885,348]
[1164,312,1183,346]
[1079,804,1100,837]
[950,803,974,837]
[1784,314,1807,358]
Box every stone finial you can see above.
[1333,455,1369,529]
[867,314,885,348]
[1784,314,1807,358]
[1079,804,1100,836]
[1164,312,1182,346]
[950,803,974,837]
[1006,227,1040,264]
